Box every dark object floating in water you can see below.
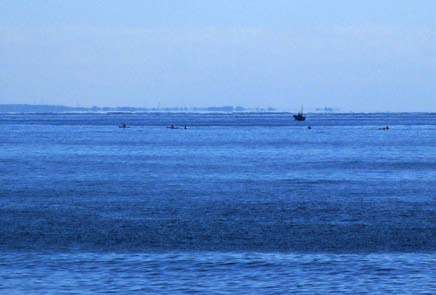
[167,124,188,129]
[293,112,305,121]
[308,126,312,129]
[379,126,390,130]
[119,123,127,128]
[293,107,306,121]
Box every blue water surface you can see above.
[0,113,435,294]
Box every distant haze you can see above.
[1,1,435,112]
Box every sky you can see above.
[1,0,435,112]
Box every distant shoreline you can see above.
[1,104,433,114]
[0,104,277,114]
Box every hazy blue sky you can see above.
[1,1,435,111]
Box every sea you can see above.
[0,112,435,294]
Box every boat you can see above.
[293,107,306,121]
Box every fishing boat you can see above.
[293,107,306,121]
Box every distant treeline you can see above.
[0,104,277,113]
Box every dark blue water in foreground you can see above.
[1,113,435,294]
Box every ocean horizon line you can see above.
[0,104,435,115]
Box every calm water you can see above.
[1,113,435,294]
